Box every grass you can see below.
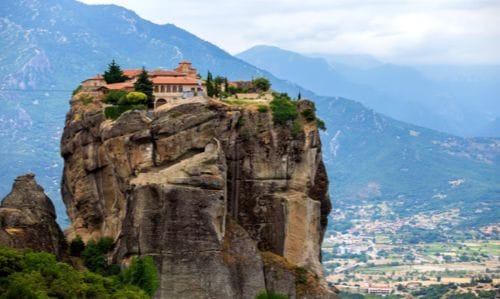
[222,98,265,106]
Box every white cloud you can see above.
[78,0,500,64]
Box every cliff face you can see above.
[61,96,335,298]
[0,174,66,258]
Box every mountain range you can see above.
[0,0,498,236]
[238,45,500,138]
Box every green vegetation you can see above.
[270,93,299,125]
[292,119,303,137]
[103,90,128,105]
[206,71,216,97]
[104,104,146,120]
[72,85,82,96]
[252,77,271,92]
[79,94,93,105]
[103,90,148,120]
[255,290,288,299]
[133,68,154,105]
[82,237,117,276]
[0,246,152,298]
[301,106,326,131]
[301,108,316,122]
[103,59,128,84]
[69,235,85,257]
[258,105,269,113]
[121,91,148,106]
[393,225,447,244]
[340,293,402,299]
[119,256,159,297]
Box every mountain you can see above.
[0,0,498,238]
[237,45,500,138]
[314,97,500,238]
[238,47,500,237]
[0,0,304,223]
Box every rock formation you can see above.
[0,173,66,258]
[60,95,337,298]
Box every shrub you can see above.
[80,94,93,105]
[81,237,116,276]
[70,235,85,257]
[72,85,82,96]
[292,119,303,138]
[120,256,159,297]
[258,105,269,113]
[301,108,315,122]
[103,90,127,105]
[104,105,146,120]
[252,77,271,92]
[316,118,326,131]
[120,91,148,105]
[270,93,298,125]
[255,290,288,299]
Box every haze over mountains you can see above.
[0,0,498,234]
[238,45,500,138]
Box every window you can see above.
[167,85,171,93]
[160,85,165,93]
[154,85,159,92]
[178,85,183,92]
[173,85,177,92]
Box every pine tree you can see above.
[103,59,128,84]
[297,92,302,100]
[134,67,154,106]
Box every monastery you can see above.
[81,61,206,109]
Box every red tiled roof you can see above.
[152,76,203,85]
[122,69,143,78]
[82,74,104,81]
[148,70,185,77]
[103,82,134,90]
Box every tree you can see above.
[297,92,302,100]
[103,90,127,105]
[70,235,85,257]
[206,71,215,97]
[134,68,154,105]
[103,59,128,84]
[252,77,271,92]
[121,256,159,297]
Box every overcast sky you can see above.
[79,0,500,65]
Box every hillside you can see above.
[0,0,499,238]
[238,45,500,137]
[0,0,304,223]
[315,97,500,238]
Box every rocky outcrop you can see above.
[0,173,66,258]
[60,96,336,298]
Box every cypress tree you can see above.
[134,67,154,105]
[103,59,128,83]
[206,71,215,97]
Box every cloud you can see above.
[78,0,500,64]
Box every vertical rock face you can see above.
[61,97,336,298]
[0,174,66,258]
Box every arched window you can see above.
[156,98,167,109]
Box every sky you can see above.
[78,0,500,65]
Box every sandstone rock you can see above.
[61,98,337,298]
[0,173,66,258]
